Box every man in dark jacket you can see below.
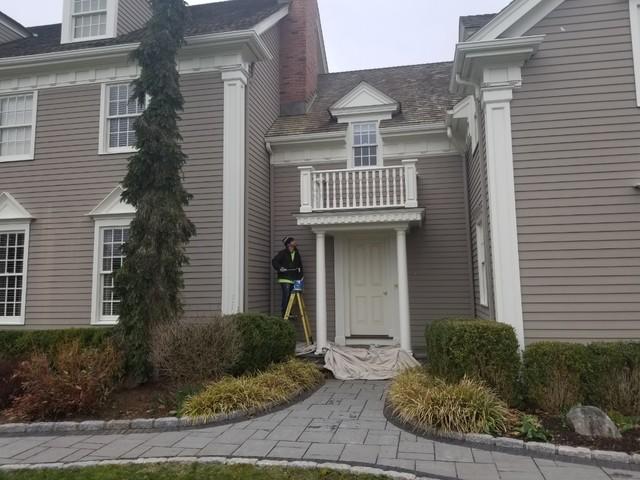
[272,236,304,317]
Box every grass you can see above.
[0,464,388,480]
[181,359,324,419]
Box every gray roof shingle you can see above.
[0,0,281,59]
[268,62,459,137]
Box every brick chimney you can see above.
[278,0,326,115]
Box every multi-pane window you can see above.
[0,93,35,160]
[0,231,25,320]
[106,83,145,151]
[353,122,378,167]
[72,0,107,39]
[99,226,129,320]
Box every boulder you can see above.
[566,406,621,439]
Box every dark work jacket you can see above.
[272,248,304,283]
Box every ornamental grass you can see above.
[181,359,323,419]
[388,368,512,435]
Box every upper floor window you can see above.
[353,122,378,167]
[61,0,117,44]
[0,92,37,162]
[99,83,146,154]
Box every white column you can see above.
[482,87,525,348]
[402,159,418,208]
[299,166,315,213]
[315,230,328,354]
[396,228,412,353]
[221,68,248,315]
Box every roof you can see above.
[0,11,30,38]
[0,0,282,59]
[460,13,498,29]
[268,62,459,137]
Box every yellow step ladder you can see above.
[284,280,313,346]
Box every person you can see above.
[272,236,304,317]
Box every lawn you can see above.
[0,464,387,480]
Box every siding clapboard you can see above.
[0,72,224,328]
[512,0,640,342]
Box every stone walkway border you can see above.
[0,456,431,480]
[0,383,324,436]
[383,401,638,469]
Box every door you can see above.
[348,235,393,336]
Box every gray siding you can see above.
[0,26,22,44]
[117,0,151,36]
[512,0,640,342]
[246,27,280,313]
[0,72,223,328]
[271,155,474,350]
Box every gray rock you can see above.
[566,406,621,439]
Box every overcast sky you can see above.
[2,0,510,71]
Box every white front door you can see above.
[347,235,394,336]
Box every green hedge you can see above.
[425,319,520,404]
[523,342,640,415]
[231,314,296,375]
[0,328,114,360]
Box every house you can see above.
[0,0,638,355]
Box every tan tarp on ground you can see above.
[323,345,420,380]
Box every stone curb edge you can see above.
[0,456,434,480]
[0,381,325,437]
[383,401,639,470]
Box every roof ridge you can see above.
[321,61,453,77]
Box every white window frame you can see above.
[0,91,38,163]
[630,0,640,106]
[90,217,131,325]
[0,222,30,326]
[98,82,147,155]
[348,120,383,169]
[61,0,118,44]
[476,220,488,307]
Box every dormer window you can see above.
[353,122,378,167]
[61,0,117,44]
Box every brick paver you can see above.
[0,379,635,479]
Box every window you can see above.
[93,222,129,324]
[0,228,28,324]
[72,0,107,39]
[100,83,146,154]
[476,221,488,307]
[0,93,37,162]
[352,122,378,167]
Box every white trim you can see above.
[475,220,488,307]
[98,82,146,155]
[61,0,119,44]
[481,87,525,348]
[0,192,33,221]
[297,209,424,229]
[469,0,563,41]
[449,95,479,150]
[87,185,135,217]
[348,120,382,168]
[254,5,289,35]
[630,0,640,106]
[0,221,30,326]
[0,17,30,39]
[330,82,399,123]
[220,68,248,315]
[0,90,38,163]
[90,217,131,326]
[395,227,411,353]
[315,231,328,354]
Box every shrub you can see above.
[517,414,551,442]
[522,342,589,414]
[6,340,123,421]
[425,319,520,404]
[586,343,640,416]
[150,317,241,384]
[231,314,296,374]
[0,359,21,409]
[182,359,323,418]
[388,368,511,435]
[0,328,114,361]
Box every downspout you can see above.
[455,73,481,98]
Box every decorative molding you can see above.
[330,82,399,123]
[221,68,248,315]
[296,209,424,228]
[0,192,33,221]
[448,95,479,151]
[630,0,640,106]
[0,220,30,326]
[87,185,135,218]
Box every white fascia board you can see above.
[630,0,640,106]
[87,185,135,217]
[0,192,33,221]
[0,17,31,39]
[254,5,289,35]
[330,82,399,122]
[469,0,546,41]
[266,130,347,146]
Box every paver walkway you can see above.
[1,380,639,480]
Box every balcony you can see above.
[299,159,418,213]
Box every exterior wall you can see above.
[512,0,640,342]
[0,71,224,329]
[245,26,280,313]
[117,0,151,36]
[271,154,474,351]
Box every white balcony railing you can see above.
[299,159,418,213]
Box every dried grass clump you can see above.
[388,368,511,435]
[182,359,323,419]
